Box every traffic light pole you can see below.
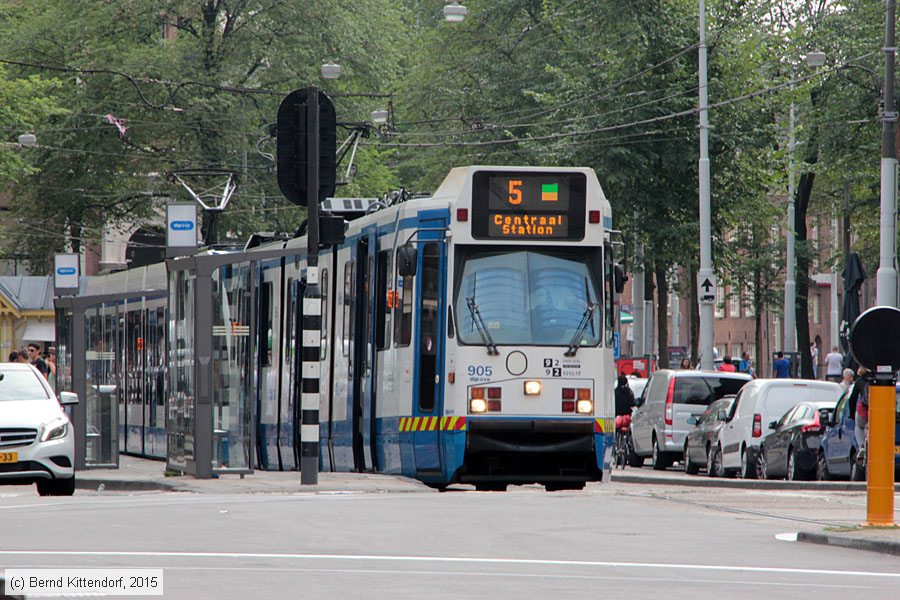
[301,86,321,485]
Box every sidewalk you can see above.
[75,455,434,495]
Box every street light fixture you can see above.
[443,1,467,22]
[17,133,36,147]
[371,109,389,125]
[321,61,341,79]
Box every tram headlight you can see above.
[576,399,593,415]
[469,398,488,413]
[524,380,542,395]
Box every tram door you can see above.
[413,217,448,475]
[350,235,377,471]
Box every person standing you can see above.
[773,351,791,378]
[679,357,692,370]
[840,368,854,391]
[847,367,869,450]
[810,342,819,379]
[824,346,843,382]
[738,351,755,377]
[26,343,50,379]
[718,356,736,372]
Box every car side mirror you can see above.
[614,264,627,294]
[687,416,699,426]
[634,396,643,408]
[717,409,727,421]
[768,420,778,430]
[397,243,417,277]
[59,391,79,405]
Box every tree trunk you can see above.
[655,263,670,368]
[645,267,656,360]
[796,171,815,379]
[689,263,699,366]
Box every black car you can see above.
[683,396,734,476]
[757,401,837,481]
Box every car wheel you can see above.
[36,476,75,497]
[740,447,756,480]
[708,446,724,478]
[816,451,830,481]
[684,442,700,475]
[850,451,865,482]
[627,442,645,468]
[787,448,803,481]
[652,435,668,471]
[756,448,769,480]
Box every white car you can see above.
[0,363,78,496]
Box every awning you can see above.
[22,320,55,342]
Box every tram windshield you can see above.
[455,248,602,347]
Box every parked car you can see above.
[683,395,735,476]
[717,379,843,479]
[818,382,900,481]
[0,363,78,496]
[757,400,837,481]
[631,370,751,470]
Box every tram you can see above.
[62,165,623,489]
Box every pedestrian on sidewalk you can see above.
[847,367,869,450]
[824,346,844,382]
[773,351,791,378]
[840,368,854,391]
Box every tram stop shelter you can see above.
[55,244,301,478]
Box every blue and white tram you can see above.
[283,166,622,489]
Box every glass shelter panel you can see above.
[211,263,253,471]
[84,302,119,467]
[54,307,73,396]
[168,270,196,473]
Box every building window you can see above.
[812,293,820,324]
[729,288,741,318]
[715,286,725,319]
[743,287,754,318]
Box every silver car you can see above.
[0,363,78,495]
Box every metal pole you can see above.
[301,86,321,485]
[877,0,898,307]
[698,0,714,370]
[830,211,840,349]
[784,97,797,353]
[632,238,645,358]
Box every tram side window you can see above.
[259,280,273,366]
[342,261,354,357]
[375,250,390,350]
[604,244,614,346]
[393,250,414,348]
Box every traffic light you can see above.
[276,88,337,206]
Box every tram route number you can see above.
[543,358,581,378]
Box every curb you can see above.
[609,471,900,492]
[76,479,177,492]
[797,531,900,557]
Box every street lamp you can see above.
[17,133,36,147]
[443,1,467,22]
[371,109,389,125]
[321,61,341,79]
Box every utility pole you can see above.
[697,0,714,370]
[784,98,797,352]
[877,0,898,307]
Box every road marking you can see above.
[2,551,899,579]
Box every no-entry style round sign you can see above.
[849,306,900,372]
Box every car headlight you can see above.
[41,417,69,442]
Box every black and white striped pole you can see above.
[301,86,321,485]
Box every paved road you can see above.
[1,482,898,599]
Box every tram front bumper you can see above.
[460,418,601,484]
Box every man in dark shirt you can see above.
[26,342,50,379]
[772,351,791,378]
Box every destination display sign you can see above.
[471,171,586,240]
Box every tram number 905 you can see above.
[467,365,493,377]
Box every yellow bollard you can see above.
[865,377,896,526]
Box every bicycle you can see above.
[614,415,633,469]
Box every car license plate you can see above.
[0,451,17,464]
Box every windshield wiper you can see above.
[565,302,598,357]
[466,296,499,356]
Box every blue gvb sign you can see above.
[170,220,195,231]
[167,203,198,253]
[53,254,80,291]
